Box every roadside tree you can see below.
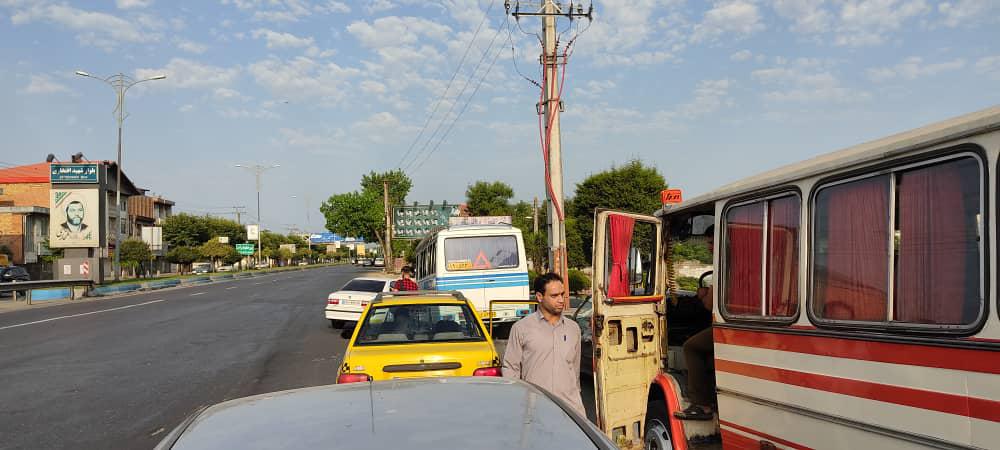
[120,239,152,278]
[166,246,199,274]
[465,181,514,216]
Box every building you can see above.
[128,192,175,274]
[0,156,152,282]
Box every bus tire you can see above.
[644,400,674,450]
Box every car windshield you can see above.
[341,279,386,292]
[355,303,485,345]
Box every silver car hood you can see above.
[157,377,613,450]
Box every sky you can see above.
[1,0,998,233]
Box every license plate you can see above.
[481,310,496,318]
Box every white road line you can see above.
[225,286,238,290]
[0,299,165,331]
[253,282,266,285]
[190,292,206,296]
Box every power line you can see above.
[395,0,498,170]
[410,19,509,174]
[403,14,509,172]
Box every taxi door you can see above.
[591,210,664,448]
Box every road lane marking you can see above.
[253,282,266,285]
[0,299,165,331]
[190,292,206,296]
[226,286,238,290]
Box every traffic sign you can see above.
[236,243,255,255]
[393,203,461,239]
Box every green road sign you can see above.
[236,243,255,255]
[393,203,461,240]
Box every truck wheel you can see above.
[644,400,674,450]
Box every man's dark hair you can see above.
[533,272,563,295]
[66,200,83,212]
[401,265,414,275]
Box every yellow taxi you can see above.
[336,291,501,383]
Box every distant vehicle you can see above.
[255,262,270,269]
[0,266,30,297]
[373,257,384,267]
[297,261,308,266]
[217,265,234,272]
[325,277,393,328]
[338,291,499,383]
[362,258,375,267]
[413,224,530,324]
[153,377,616,450]
[191,263,212,274]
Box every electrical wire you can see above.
[401,14,508,172]
[395,0,498,170]
[506,15,541,89]
[409,17,510,174]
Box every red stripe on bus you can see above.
[714,328,1000,374]
[716,359,1000,423]
[720,429,760,450]
[721,420,812,450]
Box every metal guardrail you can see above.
[0,279,95,305]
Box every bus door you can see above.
[591,210,664,448]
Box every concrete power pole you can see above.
[532,196,539,233]
[383,180,394,273]
[512,1,591,279]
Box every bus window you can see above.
[813,155,982,327]
[444,236,519,271]
[722,193,800,319]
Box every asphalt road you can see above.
[0,265,369,450]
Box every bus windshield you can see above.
[444,235,519,271]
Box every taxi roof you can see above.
[371,291,469,305]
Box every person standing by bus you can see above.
[502,272,585,417]
[391,266,420,291]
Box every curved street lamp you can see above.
[76,70,167,281]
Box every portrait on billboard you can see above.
[50,189,100,248]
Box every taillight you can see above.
[327,298,339,305]
[473,367,501,377]
[360,301,369,306]
[337,373,371,384]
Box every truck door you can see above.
[591,210,664,448]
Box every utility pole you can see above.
[230,206,247,225]
[236,164,280,269]
[510,1,591,281]
[383,180,394,273]
[532,196,539,233]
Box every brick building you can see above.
[0,163,54,278]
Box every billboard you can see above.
[449,216,511,226]
[50,189,100,248]
[50,163,99,183]
[356,244,366,256]
[141,226,163,252]
[309,232,343,244]
[279,244,296,253]
[393,203,462,239]
[246,224,260,241]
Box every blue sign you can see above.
[309,232,343,244]
[50,164,99,183]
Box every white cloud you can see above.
[316,1,350,14]
[771,0,832,33]
[867,57,966,82]
[178,104,195,112]
[593,51,678,67]
[691,1,765,43]
[730,49,753,61]
[135,58,241,89]
[347,16,451,49]
[665,79,735,120]
[219,107,279,120]
[212,87,249,101]
[11,3,156,49]
[752,60,869,103]
[975,55,1000,79]
[223,0,349,22]
[177,39,207,54]
[116,0,153,9]
[249,56,361,105]
[367,0,397,14]
[252,28,315,49]
[938,0,1000,27]
[19,74,70,95]
[573,80,617,99]
[360,79,388,94]
[836,0,930,46]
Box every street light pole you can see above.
[76,70,166,282]
[236,164,280,268]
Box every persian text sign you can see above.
[50,164,99,183]
[393,203,461,239]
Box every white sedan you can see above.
[325,277,393,329]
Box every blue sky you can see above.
[1,0,998,233]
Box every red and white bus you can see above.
[587,106,1000,449]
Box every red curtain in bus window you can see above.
[608,214,635,298]
[814,176,889,321]
[896,158,978,325]
[725,203,764,315]
[767,196,800,317]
